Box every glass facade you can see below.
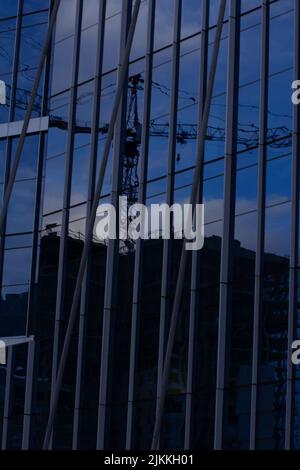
[0,0,299,450]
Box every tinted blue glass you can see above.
[0,0,18,20]
[0,18,17,122]
[43,90,70,214]
[6,134,39,234]
[15,11,49,120]
[23,0,49,14]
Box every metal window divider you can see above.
[0,0,61,443]
[0,0,23,320]
[155,0,182,450]
[49,0,83,449]
[125,0,156,450]
[184,0,209,450]
[72,0,107,450]
[249,0,270,450]
[1,348,14,449]
[1,0,31,449]
[96,0,133,450]
[21,0,55,449]
[42,0,141,450]
[21,127,48,450]
[22,339,35,449]
[214,0,240,450]
[151,0,227,451]
[0,0,61,236]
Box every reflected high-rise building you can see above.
[0,229,290,449]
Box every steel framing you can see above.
[152,0,227,450]
[96,0,133,449]
[155,0,182,451]
[126,0,156,450]
[250,0,269,449]
[72,0,107,450]
[43,0,142,449]
[184,0,209,450]
[0,0,298,451]
[49,0,83,449]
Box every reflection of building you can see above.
[0,0,298,452]
[0,231,289,449]
[0,292,28,337]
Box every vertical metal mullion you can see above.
[249,0,269,450]
[184,0,209,450]
[72,0,107,450]
[96,0,132,450]
[285,0,300,450]
[1,2,23,447]
[125,0,156,450]
[22,0,54,449]
[49,0,83,449]
[155,0,182,444]
[22,340,35,449]
[9,0,23,124]
[214,0,240,450]
[0,0,23,292]
[1,348,14,450]
[25,0,53,338]
[21,132,47,450]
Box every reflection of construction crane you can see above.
[5,79,144,208]
[123,74,143,206]
[3,82,293,192]
[5,83,293,147]
[150,123,292,150]
[6,82,293,152]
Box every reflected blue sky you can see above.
[0,0,296,280]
